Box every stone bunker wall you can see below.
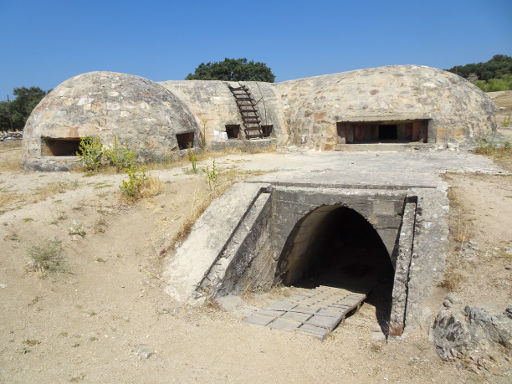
[22,71,200,171]
[276,65,497,150]
[22,65,496,169]
[158,80,288,146]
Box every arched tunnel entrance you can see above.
[275,205,395,326]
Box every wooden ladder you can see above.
[227,83,263,139]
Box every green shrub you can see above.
[204,160,219,191]
[474,74,512,92]
[119,165,147,198]
[104,137,135,172]
[77,136,103,171]
[27,239,64,274]
[187,144,198,174]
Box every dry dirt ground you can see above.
[1,141,511,384]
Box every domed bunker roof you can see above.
[22,71,200,170]
[275,65,497,149]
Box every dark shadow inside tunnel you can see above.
[275,206,395,328]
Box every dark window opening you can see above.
[176,132,195,150]
[338,120,429,144]
[261,125,273,137]
[225,125,240,139]
[379,125,397,140]
[276,206,394,327]
[41,137,82,156]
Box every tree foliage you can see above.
[447,55,512,92]
[186,58,275,82]
[0,87,48,131]
[447,55,512,81]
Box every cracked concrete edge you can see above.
[405,185,450,329]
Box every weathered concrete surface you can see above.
[390,198,417,334]
[164,182,268,302]
[22,71,200,170]
[159,80,288,145]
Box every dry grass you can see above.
[145,144,277,171]
[437,272,463,292]
[0,190,23,206]
[474,140,512,171]
[440,176,474,292]
[140,176,163,198]
[31,180,81,203]
[170,167,273,247]
[0,140,22,171]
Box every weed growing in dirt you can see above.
[187,144,198,174]
[474,138,512,171]
[94,218,106,233]
[26,239,64,274]
[119,166,163,200]
[68,221,86,238]
[120,165,147,198]
[77,136,103,171]
[24,339,40,346]
[104,137,135,172]
[204,160,219,191]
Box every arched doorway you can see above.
[275,205,395,327]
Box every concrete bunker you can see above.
[337,120,430,144]
[166,183,435,333]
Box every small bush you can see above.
[77,136,103,171]
[120,165,147,199]
[187,144,198,174]
[27,239,64,274]
[104,137,135,172]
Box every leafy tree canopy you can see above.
[186,58,275,82]
[447,54,512,81]
[0,87,48,131]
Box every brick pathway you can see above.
[243,286,367,340]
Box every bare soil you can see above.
[1,141,511,383]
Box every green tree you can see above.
[0,87,48,131]
[186,58,275,82]
[447,54,512,81]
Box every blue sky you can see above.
[1,0,511,99]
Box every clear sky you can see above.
[1,0,511,99]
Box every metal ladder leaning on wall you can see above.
[227,83,263,139]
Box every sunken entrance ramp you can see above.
[244,286,367,340]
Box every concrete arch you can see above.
[274,205,394,288]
